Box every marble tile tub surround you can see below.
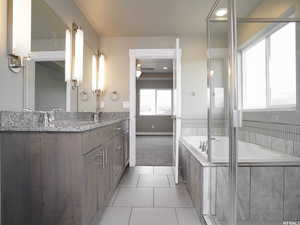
[239,120,300,157]
[0,111,129,132]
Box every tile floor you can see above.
[98,166,203,225]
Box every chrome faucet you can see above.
[93,112,99,122]
[41,112,49,127]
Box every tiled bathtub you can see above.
[179,136,300,224]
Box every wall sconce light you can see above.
[7,0,32,73]
[92,52,106,96]
[136,68,142,79]
[65,23,84,89]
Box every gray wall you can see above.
[136,76,173,133]
[35,62,66,111]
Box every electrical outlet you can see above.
[122,101,129,108]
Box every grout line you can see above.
[127,207,133,225]
[167,174,171,187]
[136,175,141,187]
[153,187,155,208]
[111,187,121,206]
[174,208,180,225]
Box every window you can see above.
[242,22,296,110]
[139,89,172,115]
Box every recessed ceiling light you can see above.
[215,8,227,17]
[163,66,168,70]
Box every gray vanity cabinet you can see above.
[1,119,130,225]
[123,130,129,165]
[83,149,101,225]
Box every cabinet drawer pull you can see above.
[102,150,105,169]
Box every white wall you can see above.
[99,35,211,118]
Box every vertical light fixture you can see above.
[92,54,98,93]
[91,52,105,96]
[65,23,84,89]
[65,29,72,82]
[7,0,31,73]
[74,27,84,85]
[98,54,105,92]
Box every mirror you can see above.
[26,0,68,111]
[34,61,66,111]
[26,0,98,113]
[31,0,66,52]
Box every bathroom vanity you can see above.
[0,112,129,225]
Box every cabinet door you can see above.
[114,134,124,185]
[123,131,129,166]
[103,140,114,205]
[83,150,99,225]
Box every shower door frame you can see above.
[207,1,300,225]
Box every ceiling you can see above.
[72,0,263,37]
[32,0,66,40]
[137,59,173,74]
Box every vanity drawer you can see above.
[82,126,113,154]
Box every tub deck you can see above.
[180,136,300,166]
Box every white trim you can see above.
[129,48,182,168]
[31,51,65,61]
[139,77,173,81]
[136,132,173,136]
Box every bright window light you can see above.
[139,89,172,116]
[157,90,172,115]
[269,23,296,106]
[243,40,267,109]
[242,22,296,110]
[140,89,156,115]
[74,28,84,85]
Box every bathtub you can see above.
[180,135,300,166]
[179,136,300,224]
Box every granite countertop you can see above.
[0,111,129,133]
[0,118,129,133]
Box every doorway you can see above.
[129,45,182,183]
[135,59,174,166]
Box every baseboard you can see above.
[136,132,173,136]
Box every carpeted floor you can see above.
[136,136,173,166]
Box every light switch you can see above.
[122,101,129,108]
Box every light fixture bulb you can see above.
[98,54,105,92]
[74,28,84,85]
[92,55,97,92]
[65,29,72,82]
[136,70,142,78]
[215,8,227,17]
[163,66,168,70]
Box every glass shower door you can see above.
[207,1,237,225]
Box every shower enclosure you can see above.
[207,0,300,225]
